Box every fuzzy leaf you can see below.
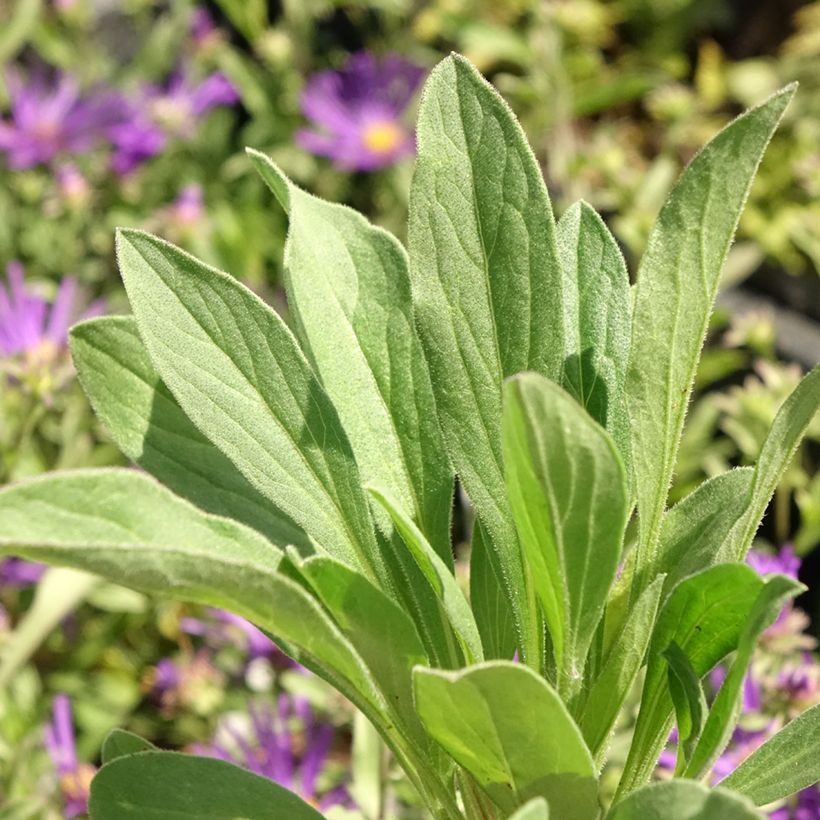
[414,662,597,818]
[626,86,795,586]
[663,642,708,773]
[720,703,820,806]
[502,372,627,695]
[250,151,453,562]
[70,316,309,552]
[557,201,632,476]
[408,53,563,662]
[115,228,385,584]
[609,781,764,820]
[89,752,325,819]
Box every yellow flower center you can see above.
[362,120,403,154]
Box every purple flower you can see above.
[147,650,223,715]
[44,695,96,818]
[180,607,282,661]
[0,70,124,169]
[109,68,238,174]
[0,557,45,587]
[297,52,424,171]
[57,163,91,207]
[769,786,820,819]
[197,695,352,810]
[748,545,801,580]
[191,7,218,46]
[0,261,104,360]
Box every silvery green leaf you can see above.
[115,229,385,585]
[249,150,453,563]
[663,642,707,773]
[408,54,563,663]
[70,315,309,552]
[414,662,597,818]
[502,372,628,698]
[609,781,764,820]
[557,201,632,479]
[626,85,795,589]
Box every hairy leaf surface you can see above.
[609,781,764,819]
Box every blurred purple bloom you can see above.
[0,70,124,169]
[191,7,218,45]
[748,545,801,580]
[56,163,91,207]
[198,695,352,810]
[45,695,96,818]
[0,557,45,587]
[171,183,204,226]
[297,52,424,171]
[710,665,762,712]
[769,786,820,819]
[180,607,286,662]
[148,649,223,715]
[0,261,103,358]
[109,69,238,174]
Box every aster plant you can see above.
[1,55,819,819]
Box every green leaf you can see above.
[652,468,754,597]
[685,573,804,779]
[626,85,795,588]
[580,576,664,763]
[720,703,820,806]
[663,642,707,774]
[0,470,388,726]
[367,485,483,664]
[619,563,764,796]
[115,228,385,586]
[249,151,453,562]
[557,201,632,476]
[100,729,156,764]
[408,53,564,663]
[508,798,550,820]
[89,751,325,819]
[502,372,628,697]
[470,518,517,661]
[719,364,820,562]
[414,662,597,818]
[69,316,309,552]
[609,781,764,820]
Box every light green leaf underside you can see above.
[115,228,384,584]
[408,53,563,662]
[609,781,764,820]
[414,662,597,819]
[0,469,386,722]
[508,797,550,820]
[70,315,309,552]
[581,575,664,763]
[469,518,517,661]
[626,85,795,584]
[89,752,325,819]
[620,563,764,795]
[720,702,820,806]
[685,573,802,779]
[368,485,483,664]
[720,364,820,563]
[557,200,632,479]
[503,372,627,694]
[249,149,453,563]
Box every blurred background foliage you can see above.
[0,0,818,817]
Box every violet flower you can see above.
[297,52,424,171]
[44,695,96,818]
[0,261,103,361]
[180,607,284,662]
[748,546,802,632]
[0,557,45,587]
[769,786,820,820]
[109,68,238,174]
[198,695,352,810]
[0,70,124,169]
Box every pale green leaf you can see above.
[557,201,632,476]
[508,797,550,820]
[89,752,325,819]
[367,485,483,664]
[619,563,764,796]
[663,642,707,773]
[70,316,309,552]
[414,662,597,818]
[100,729,156,764]
[626,85,795,586]
[686,574,804,779]
[408,53,564,662]
[580,576,664,763]
[115,228,385,585]
[720,365,820,562]
[502,372,627,697]
[609,781,764,820]
[720,703,820,806]
[249,150,453,562]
